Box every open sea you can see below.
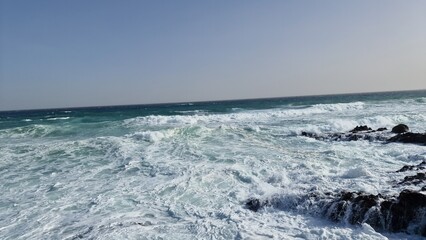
[1,90,426,240]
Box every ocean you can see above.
[0,90,425,239]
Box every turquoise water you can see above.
[0,90,425,239]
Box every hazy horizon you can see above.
[1,88,425,113]
[1,1,425,111]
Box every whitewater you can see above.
[0,90,425,239]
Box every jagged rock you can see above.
[382,190,426,234]
[320,190,426,236]
[324,192,380,224]
[301,125,426,145]
[377,127,387,132]
[396,161,426,172]
[301,127,389,143]
[388,132,426,145]
[350,125,372,133]
[392,124,409,133]
[399,172,426,185]
[301,131,318,138]
[246,189,426,236]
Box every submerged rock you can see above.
[392,124,409,133]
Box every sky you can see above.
[0,0,425,111]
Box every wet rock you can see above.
[396,161,426,172]
[301,125,426,145]
[246,189,426,236]
[382,190,426,234]
[323,192,380,224]
[245,198,264,212]
[322,190,426,236]
[388,132,426,145]
[350,125,372,133]
[301,128,388,143]
[301,131,318,138]
[392,124,409,133]
[399,172,426,185]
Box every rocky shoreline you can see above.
[301,124,426,145]
[246,124,426,237]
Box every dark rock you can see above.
[341,191,355,201]
[245,198,264,212]
[325,200,347,222]
[399,172,426,185]
[300,126,391,143]
[350,125,372,133]
[301,125,426,145]
[396,161,426,172]
[392,124,409,133]
[388,132,426,145]
[384,190,426,234]
[301,125,425,145]
[301,131,318,138]
[246,189,426,236]
[322,190,426,236]
[323,192,379,224]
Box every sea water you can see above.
[0,90,425,239]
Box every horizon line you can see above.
[1,88,425,113]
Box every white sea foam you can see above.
[46,117,71,121]
[342,166,373,178]
[0,124,55,139]
[311,101,365,112]
[124,101,367,130]
[127,129,176,143]
[174,110,207,115]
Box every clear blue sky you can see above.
[1,0,425,110]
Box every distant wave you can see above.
[0,124,54,138]
[46,117,71,121]
[174,110,207,115]
[310,101,365,112]
[123,102,366,128]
